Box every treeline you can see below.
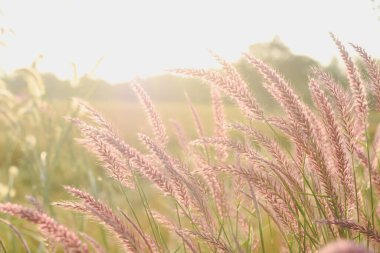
[3,38,348,105]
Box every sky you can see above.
[0,0,379,83]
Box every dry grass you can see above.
[1,35,380,252]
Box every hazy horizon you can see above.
[0,0,379,83]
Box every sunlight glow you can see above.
[0,0,379,83]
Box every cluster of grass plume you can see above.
[1,34,380,252]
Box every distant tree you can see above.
[235,38,321,110]
[1,38,347,107]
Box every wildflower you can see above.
[25,135,36,149]
[9,166,19,178]
[40,151,47,167]
[0,183,9,199]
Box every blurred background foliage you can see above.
[0,38,369,252]
[0,37,360,203]
[2,38,347,105]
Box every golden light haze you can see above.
[0,0,379,83]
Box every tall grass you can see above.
[1,35,380,252]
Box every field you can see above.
[1,38,380,253]
[0,96,258,252]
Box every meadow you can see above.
[1,35,380,253]
[0,90,251,252]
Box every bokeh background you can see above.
[0,0,380,251]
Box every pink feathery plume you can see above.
[130,81,168,147]
[0,203,88,253]
[330,33,368,139]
